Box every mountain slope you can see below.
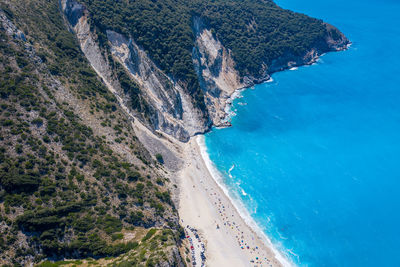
[0,2,185,266]
[70,0,349,130]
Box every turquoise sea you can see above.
[204,0,400,266]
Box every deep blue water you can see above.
[204,0,400,266]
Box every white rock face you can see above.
[192,17,244,127]
[106,30,208,141]
[62,0,209,143]
[61,0,136,120]
[62,1,244,143]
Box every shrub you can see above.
[31,118,43,127]
[141,229,157,242]
[129,211,144,226]
[99,215,122,234]
[155,154,164,164]
[15,144,23,154]
[111,233,124,241]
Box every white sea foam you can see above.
[278,231,288,240]
[241,188,248,196]
[316,54,325,64]
[287,249,300,263]
[223,89,245,122]
[196,135,294,267]
[228,164,235,178]
[227,88,245,105]
[289,67,298,71]
[224,77,275,122]
[229,164,235,172]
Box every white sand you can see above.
[178,136,288,267]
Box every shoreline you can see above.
[177,44,351,266]
[215,44,351,129]
[177,135,291,266]
[196,136,293,267]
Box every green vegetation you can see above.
[155,153,164,164]
[35,228,181,266]
[81,0,207,112]
[0,1,181,265]
[141,229,157,242]
[37,260,83,267]
[81,0,336,100]
[193,0,330,76]
[111,59,152,118]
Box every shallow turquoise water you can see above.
[204,0,400,266]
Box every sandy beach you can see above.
[178,135,288,267]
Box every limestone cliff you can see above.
[192,17,244,127]
[193,17,350,126]
[268,23,349,74]
[62,0,208,143]
[62,0,349,143]
[106,30,208,140]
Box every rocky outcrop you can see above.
[61,0,136,119]
[192,17,244,127]
[268,23,350,74]
[62,0,208,143]
[323,23,350,51]
[106,30,208,141]
[192,17,349,125]
[156,247,186,267]
[62,0,349,142]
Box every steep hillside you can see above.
[61,0,209,142]
[193,0,349,79]
[0,2,185,266]
[67,0,349,129]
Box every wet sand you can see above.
[178,136,287,267]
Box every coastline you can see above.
[178,135,291,267]
[196,136,293,267]
[176,43,351,266]
[215,42,351,129]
